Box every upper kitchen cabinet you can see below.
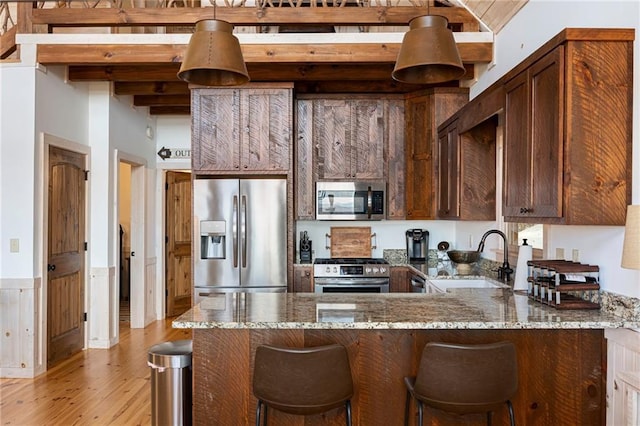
[191,84,293,174]
[313,97,385,180]
[405,88,469,220]
[295,95,404,220]
[503,29,633,225]
[437,117,497,220]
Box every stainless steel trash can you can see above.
[147,339,193,426]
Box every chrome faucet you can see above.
[477,230,513,282]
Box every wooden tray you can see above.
[328,226,372,258]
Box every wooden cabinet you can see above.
[389,266,410,293]
[292,265,313,292]
[191,85,293,173]
[437,117,497,220]
[314,98,385,180]
[405,89,468,219]
[503,32,632,225]
[504,47,563,220]
[385,99,406,219]
[295,96,405,220]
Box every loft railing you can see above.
[0,0,479,60]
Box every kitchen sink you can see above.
[427,279,507,292]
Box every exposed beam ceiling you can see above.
[15,5,496,115]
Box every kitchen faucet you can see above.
[477,230,514,282]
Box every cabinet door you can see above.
[529,47,563,218]
[292,265,313,292]
[504,47,564,219]
[386,99,406,219]
[389,266,410,293]
[405,95,435,219]
[504,71,532,217]
[192,89,241,171]
[240,89,292,172]
[315,99,352,180]
[437,122,460,218]
[296,100,315,220]
[351,100,385,180]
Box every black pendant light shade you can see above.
[178,19,250,86]
[392,15,465,84]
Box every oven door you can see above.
[314,277,390,293]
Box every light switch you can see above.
[9,238,19,253]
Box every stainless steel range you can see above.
[313,258,390,293]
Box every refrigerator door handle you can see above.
[241,195,247,268]
[232,195,238,268]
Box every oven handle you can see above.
[314,278,390,286]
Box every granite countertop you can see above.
[173,290,640,330]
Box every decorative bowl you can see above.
[447,250,481,265]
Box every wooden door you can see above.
[191,89,240,172]
[503,70,532,218]
[47,146,86,367]
[529,46,564,218]
[295,99,316,220]
[437,121,460,219]
[386,99,406,219]
[351,99,385,180]
[405,95,435,219]
[166,171,192,317]
[240,88,292,172]
[314,99,351,180]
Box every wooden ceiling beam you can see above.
[114,81,189,95]
[71,62,475,84]
[133,94,190,106]
[39,41,492,65]
[149,105,191,115]
[32,7,478,29]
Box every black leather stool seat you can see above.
[253,343,354,426]
[404,341,518,426]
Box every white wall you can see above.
[469,0,640,298]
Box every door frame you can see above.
[41,133,90,368]
[114,150,147,329]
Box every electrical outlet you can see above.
[555,248,565,259]
[9,238,19,253]
[572,249,580,262]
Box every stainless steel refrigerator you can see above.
[193,178,287,303]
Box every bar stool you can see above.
[404,341,518,426]
[253,343,354,426]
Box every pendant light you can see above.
[392,14,465,84]
[177,7,249,87]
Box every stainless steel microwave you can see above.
[316,181,385,220]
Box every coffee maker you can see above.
[406,229,429,263]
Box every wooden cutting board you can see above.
[330,226,372,258]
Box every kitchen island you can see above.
[173,289,639,426]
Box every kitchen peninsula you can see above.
[174,289,639,425]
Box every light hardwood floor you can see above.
[0,319,192,425]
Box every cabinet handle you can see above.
[520,207,533,214]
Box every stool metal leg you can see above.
[255,401,262,426]
[487,410,492,426]
[507,400,515,426]
[417,401,423,426]
[404,390,411,426]
[345,400,352,426]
